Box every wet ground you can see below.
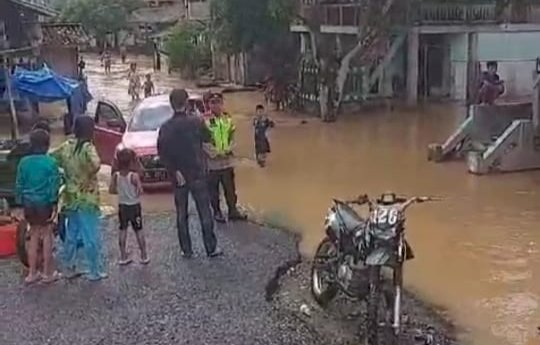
[274,261,458,345]
[0,215,314,345]
[0,213,458,345]
[3,54,540,344]
[86,55,540,345]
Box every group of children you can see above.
[16,124,149,285]
[127,62,155,101]
[16,98,275,285]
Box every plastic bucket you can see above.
[0,223,17,257]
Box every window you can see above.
[96,102,121,127]
[128,104,173,132]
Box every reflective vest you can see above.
[206,114,235,155]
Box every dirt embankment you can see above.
[266,235,462,345]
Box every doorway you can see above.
[419,34,450,100]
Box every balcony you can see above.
[298,0,407,28]
[412,3,497,24]
[296,1,540,28]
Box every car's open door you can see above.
[94,100,126,165]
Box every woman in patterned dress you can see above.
[51,116,107,281]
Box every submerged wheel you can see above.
[311,237,339,307]
[15,220,30,268]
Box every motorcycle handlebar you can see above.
[345,194,370,205]
[345,195,440,208]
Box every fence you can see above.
[297,60,367,105]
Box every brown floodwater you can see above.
[83,55,540,345]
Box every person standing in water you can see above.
[253,104,274,167]
[120,45,127,64]
[143,74,155,98]
[103,50,112,75]
[128,63,141,101]
[78,56,86,78]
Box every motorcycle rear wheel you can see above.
[311,237,339,307]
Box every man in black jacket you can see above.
[157,89,222,258]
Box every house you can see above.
[1,0,88,79]
[0,0,56,57]
[40,23,88,78]
[129,0,186,46]
[184,0,266,85]
[184,0,210,22]
[291,0,540,105]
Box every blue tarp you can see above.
[12,65,80,103]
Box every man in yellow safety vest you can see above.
[204,93,247,223]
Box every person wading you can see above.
[204,93,247,223]
[157,89,222,258]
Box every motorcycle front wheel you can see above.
[366,266,395,345]
[311,237,339,307]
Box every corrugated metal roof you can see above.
[41,23,89,46]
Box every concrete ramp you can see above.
[427,115,474,162]
[428,102,532,162]
[468,119,540,174]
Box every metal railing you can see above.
[413,3,497,24]
[299,1,540,27]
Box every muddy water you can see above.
[83,55,540,345]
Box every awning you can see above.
[11,65,80,102]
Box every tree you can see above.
[210,0,297,86]
[165,22,211,79]
[210,0,294,54]
[58,0,142,44]
[298,0,397,121]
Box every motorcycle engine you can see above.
[337,256,354,288]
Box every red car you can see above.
[93,92,207,187]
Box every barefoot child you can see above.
[16,129,61,284]
[128,63,141,101]
[143,73,154,98]
[253,104,274,167]
[109,148,149,265]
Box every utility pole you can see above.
[0,21,18,140]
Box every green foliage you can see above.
[210,0,295,54]
[164,22,211,78]
[58,0,143,40]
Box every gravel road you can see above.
[0,213,459,345]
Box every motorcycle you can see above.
[311,193,437,345]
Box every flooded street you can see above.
[85,55,540,345]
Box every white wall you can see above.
[477,32,540,98]
[448,33,468,101]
